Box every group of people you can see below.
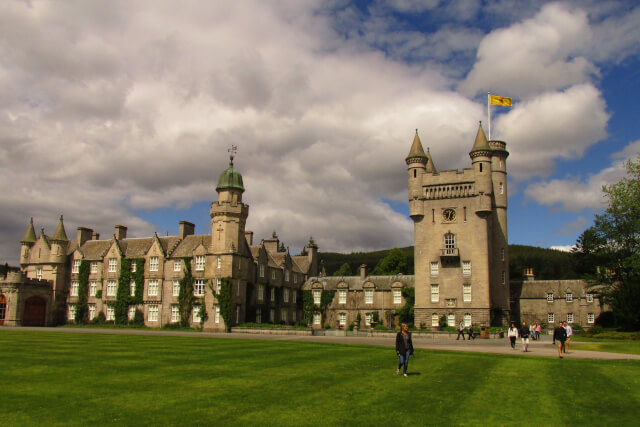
[456,321,475,341]
[507,320,573,357]
[553,321,573,358]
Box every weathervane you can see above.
[228,145,237,166]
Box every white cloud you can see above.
[549,245,574,252]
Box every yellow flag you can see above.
[489,95,512,107]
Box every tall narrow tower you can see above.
[20,217,37,264]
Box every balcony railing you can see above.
[440,248,459,257]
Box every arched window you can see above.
[464,313,472,327]
[447,313,455,327]
[431,313,439,327]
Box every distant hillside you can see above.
[319,244,579,280]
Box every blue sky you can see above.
[1,0,639,264]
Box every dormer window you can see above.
[195,255,205,271]
[149,257,159,272]
[72,260,80,274]
[108,258,117,273]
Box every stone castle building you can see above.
[2,154,318,329]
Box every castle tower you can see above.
[409,124,509,328]
[49,215,68,264]
[20,218,37,264]
[210,148,249,254]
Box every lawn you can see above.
[1,330,639,426]
[572,337,640,355]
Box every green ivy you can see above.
[302,289,335,326]
[74,260,90,324]
[214,277,233,332]
[178,257,196,327]
[396,287,415,325]
[131,259,145,305]
[115,258,132,324]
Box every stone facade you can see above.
[13,156,318,330]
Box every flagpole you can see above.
[487,92,491,140]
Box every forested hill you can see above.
[319,244,580,280]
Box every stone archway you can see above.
[23,296,47,326]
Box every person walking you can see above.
[535,323,542,341]
[467,323,475,340]
[564,321,573,353]
[507,322,519,350]
[554,321,567,358]
[456,321,466,340]
[519,321,530,352]
[396,323,414,377]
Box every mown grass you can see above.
[572,337,640,355]
[1,330,639,426]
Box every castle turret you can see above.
[406,130,428,219]
[20,217,37,264]
[469,123,493,214]
[49,215,68,263]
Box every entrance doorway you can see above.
[23,296,47,326]
[0,294,6,325]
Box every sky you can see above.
[1,0,640,265]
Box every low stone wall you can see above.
[229,327,505,339]
[231,327,313,336]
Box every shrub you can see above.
[132,310,144,326]
[92,311,106,325]
[348,322,355,331]
[439,315,447,329]
[587,325,604,335]
[374,324,390,331]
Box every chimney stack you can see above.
[360,264,368,280]
[76,227,93,247]
[114,225,127,240]
[245,231,254,246]
[179,221,195,239]
[524,268,535,281]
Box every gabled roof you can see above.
[79,240,112,260]
[292,256,310,274]
[170,235,212,258]
[512,280,590,299]
[303,274,414,291]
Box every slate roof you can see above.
[303,274,414,291]
[512,280,590,299]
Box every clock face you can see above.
[443,208,456,222]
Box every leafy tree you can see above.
[396,287,414,325]
[333,262,352,276]
[372,248,410,275]
[574,156,640,330]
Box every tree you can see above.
[372,248,410,275]
[574,156,640,330]
[333,262,352,276]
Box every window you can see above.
[444,233,455,249]
[195,255,205,271]
[216,278,221,293]
[174,260,181,272]
[107,280,117,296]
[284,288,290,303]
[271,270,276,280]
[281,309,287,323]
[237,281,240,296]
[566,293,573,302]
[193,306,201,323]
[256,308,262,323]
[128,306,136,321]
[91,262,98,274]
[567,313,574,323]
[500,248,505,261]
[431,313,439,327]
[173,280,180,296]
[313,290,321,305]
[130,281,135,297]
[338,289,346,304]
[431,284,439,303]
[464,313,471,327]
[90,281,97,297]
[108,258,117,272]
[292,291,297,304]
[548,313,555,323]
[365,313,372,326]
[463,284,472,302]
[68,304,76,320]
[499,182,504,194]
[393,290,402,304]
[171,305,179,323]
[338,313,346,327]
[217,256,222,269]
[447,313,455,327]
[270,287,275,302]
[215,306,220,323]
[106,306,115,321]
[70,281,79,296]
[446,298,457,307]
[194,279,205,296]
[88,305,96,321]
[36,268,42,280]
[259,264,265,278]
[313,313,321,325]
[462,261,471,277]
[131,262,136,273]
[149,257,159,272]
[430,262,439,277]
[148,305,158,322]
[587,313,595,324]
[285,270,290,282]
[586,293,594,303]
[72,260,80,273]
[258,285,264,301]
[365,289,373,304]
[270,308,275,323]
[547,293,554,303]
[501,271,506,285]
[292,311,296,322]
[294,274,298,284]
[148,280,159,297]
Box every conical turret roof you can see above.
[425,148,437,173]
[21,218,37,244]
[51,215,68,241]
[470,123,491,154]
[405,130,428,164]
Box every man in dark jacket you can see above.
[553,321,568,358]
[520,322,530,352]
[396,323,414,377]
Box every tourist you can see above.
[456,321,466,340]
[396,323,414,377]
[535,323,542,340]
[467,323,474,340]
[507,322,518,349]
[554,321,567,358]
[519,321,530,352]
[564,321,573,353]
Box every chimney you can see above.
[76,227,93,247]
[360,264,368,280]
[92,231,100,240]
[114,225,127,240]
[245,231,254,246]
[524,268,535,281]
[263,234,279,254]
[179,221,195,239]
